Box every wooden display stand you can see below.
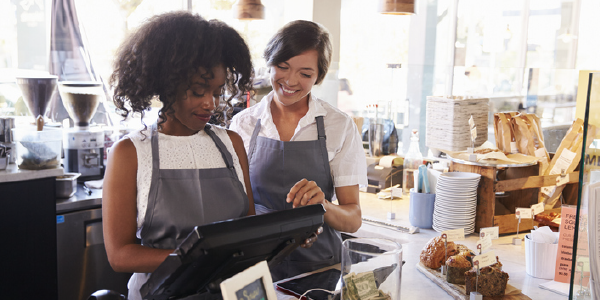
[449,159,579,234]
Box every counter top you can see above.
[347,192,566,300]
[0,163,64,183]
[56,183,102,214]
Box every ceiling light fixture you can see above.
[232,0,265,20]
[378,0,416,15]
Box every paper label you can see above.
[469,115,477,141]
[473,250,497,268]
[556,173,570,187]
[442,228,465,242]
[510,142,518,154]
[531,202,545,216]
[515,208,533,219]
[541,185,557,198]
[390,187,403,198]
[477,235,493,253]
[534,148,547,158]
[550,149,577,175]
[479,226,499,240]
[554,206,577,283]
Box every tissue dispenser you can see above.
[366,163,402,193]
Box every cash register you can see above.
[141,204,325,300]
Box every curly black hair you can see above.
[109,11,254,131]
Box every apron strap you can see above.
[248,119,262,163]
[203,125,237,174]
[315,116,333,189]
[150,122,160,170]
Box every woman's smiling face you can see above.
[269,49,319,108]
[168,65,225,135]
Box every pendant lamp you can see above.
[378,0,416,15]
[232,0,265,20]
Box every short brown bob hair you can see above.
[263,20,332,85]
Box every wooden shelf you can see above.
[449,161,577,235]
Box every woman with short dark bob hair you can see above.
[103,11,257,300]
[230,20,367,281]
[263,20,332,85]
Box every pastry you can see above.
[445,250,475,284]
[465,265,509,296]
[420,236,458,269]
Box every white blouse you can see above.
[126,124,246,237]
[230,92,367,189]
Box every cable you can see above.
[299,288,337,300]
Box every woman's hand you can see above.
[300,226,324,248]
[286,179,326,208]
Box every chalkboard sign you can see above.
[235,278,267,300]
[221,261,277,300]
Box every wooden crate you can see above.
[450,160,578,234]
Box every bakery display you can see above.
[420,236,458,269]
[534,212,561,229]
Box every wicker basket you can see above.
[426,96,489,152]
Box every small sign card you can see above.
[442,228,465,242]
[472,250,497,268]
[531,202,545,216]
[554,206,577,283]
[221,261,276,300]
[477,234,493,253]
[515,208,533,219]
[479,226,499,240]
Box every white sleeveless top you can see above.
[126,124,246,238]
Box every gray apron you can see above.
[248,116,341,281]
[130,123,249,299]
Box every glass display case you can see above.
[570,72,600,299]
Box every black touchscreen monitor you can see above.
[141,204,325,300]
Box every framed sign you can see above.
[221,260,277,300]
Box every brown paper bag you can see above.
[540,118,599,208]
[493,112,518,154]
[511,113,551,173]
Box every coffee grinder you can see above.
[57,81,105,180]
[13,75,59,164]
[15,75,58,124]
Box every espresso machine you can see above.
[57,81,105,180]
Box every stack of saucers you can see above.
[432,172,481,234]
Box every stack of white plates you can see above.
[432,172,481,234]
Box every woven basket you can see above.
[426,96,489,152]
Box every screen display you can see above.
[276,269,341,300]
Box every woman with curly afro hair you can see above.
[102,11,262,299]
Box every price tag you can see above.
[556,172,570,187]
[477,235,492,252]
[531,202,545,216]
[469,115,477,141]
[479,227,499,240]
[441,228,465,242]
[541,185,556,198]
[515,208,532,219]
[472,250,497,268]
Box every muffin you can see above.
[446,250,474,284]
